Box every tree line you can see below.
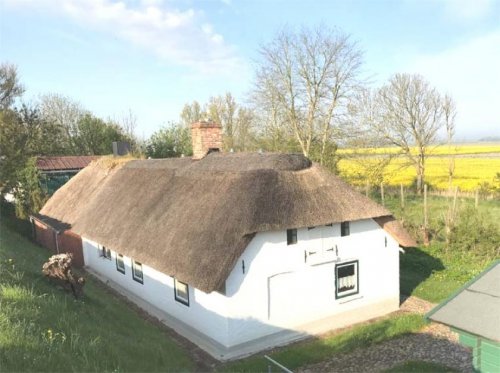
[1,25,457,217]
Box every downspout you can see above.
[30,217,36,241]
[54,230,60,254]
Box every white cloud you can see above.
[4,0,244,75]
[442,0,494,21]
[407,30,500,138]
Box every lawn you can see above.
[0,219,196,372]
[383,194,500,303]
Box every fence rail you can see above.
[264,355,293,373]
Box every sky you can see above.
[1,0,499,141]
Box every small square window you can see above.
[116,254,125,274]
[287,229,297,245]
[132,261,143,284]
[341,221,350,237]
[335,260,359,299]
[99,245,111,259]
[174,279,189,306]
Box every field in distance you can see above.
[338,142,500,192]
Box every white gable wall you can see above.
[224,218,400,346]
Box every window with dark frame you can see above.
[340,221,350,237]
[132,261,143,284]
[174,279,189,306]
[103,246,111,259]
[287,229,297,245]
[335,260,359,299]
[116,254,125,274]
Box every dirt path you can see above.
[298,297,472,373]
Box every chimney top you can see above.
[191,121,223,160]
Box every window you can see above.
[335,260,359,299]
[174,279,189,306]
[116,254,125,274]
[341,221,350,237]
[132,261,143,284]
[99,245,111,259]
[287,229,297,245]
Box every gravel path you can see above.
[298,297,472,373]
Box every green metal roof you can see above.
[426,260,500,342]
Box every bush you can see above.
[447,205,500,259]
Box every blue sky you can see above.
[1,0,499,140]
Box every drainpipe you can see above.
[54,230,60,254]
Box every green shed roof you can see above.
[426,260,500,342]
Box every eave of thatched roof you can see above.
[39,152,413,293]
[373,216,417,247]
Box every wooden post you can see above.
[423,184,429,247]
[365,181,370,197]
[475,188,479,208]
[400,183,405,209]
[454,186,459,212]
[380,182,385,206]
[424,184,428,228]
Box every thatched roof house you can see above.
[38,150,414,294]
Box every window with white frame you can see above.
[132,261,143,284]
[174,279,189,306]
[335,260,359,299]
[116,254,125,274]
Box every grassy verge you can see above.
[219,313,425,372]
[0,220,195,372]
[384,194,499,303]
[384,360,459,372]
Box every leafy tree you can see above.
[73,114,130,155]
[13,157,47,219]
[0,63,24,109]
[0,104,64,193]
[146,123,192,158]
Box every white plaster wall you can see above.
[224,219,400,346]
[82,218,400,349]
[82,239,230,345]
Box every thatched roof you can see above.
[39,152,413,293]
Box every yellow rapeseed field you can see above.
[337,143,500,156]
[337,144,500,191]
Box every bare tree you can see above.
[207,93,237,150]
[180,101,203,127]
[443,94,456,189]
[0,63,25,109]
[342,88,396,186]
[375,74,453,194]
[120,108,138,139]
[39,93,86,154]
[252,26,363,162]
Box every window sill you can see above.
[339,295,363,304]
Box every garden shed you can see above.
[426,260,500,373]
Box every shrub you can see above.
[448,205,500,259]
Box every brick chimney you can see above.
[191,121,223,160]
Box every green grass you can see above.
[219,313,426,372]
[381,194,500,303]
[0,220,195,372]
[384,360,459,372]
